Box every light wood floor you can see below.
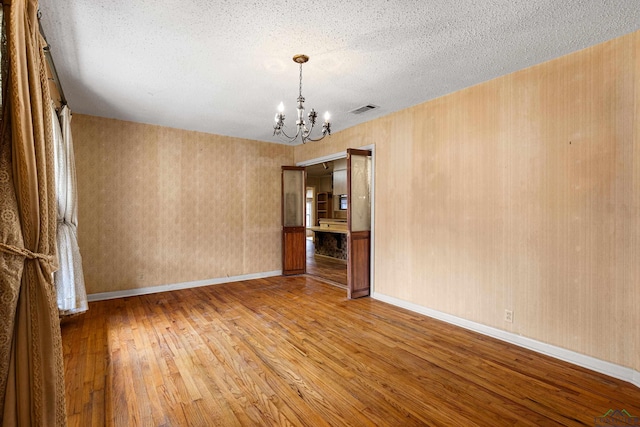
[305,238,347,286]
[62,276,640,426]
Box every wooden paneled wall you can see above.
[73,116,293,294]
[295,30,640,372]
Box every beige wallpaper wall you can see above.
[295,30,640,372]
[73,115,293,294]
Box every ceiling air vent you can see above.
[349,104,379,114]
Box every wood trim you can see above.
[282,226,306,275]
[348,230,371,298]
[346,148,372,157]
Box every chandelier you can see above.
[273,54,331,144]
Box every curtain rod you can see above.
[37,10,67,107]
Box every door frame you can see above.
[296,145,375,295]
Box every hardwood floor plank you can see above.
[62,276,640,426]
[224,288,437,425]
[225,314,377,426]
[206,324,304,424]
[306,239,347,286]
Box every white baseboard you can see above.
[87,270,282,302]
[372,292,640,389]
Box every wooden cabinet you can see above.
[316,192,332,225]
[333,169,347,195]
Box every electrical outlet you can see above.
[505,309,513,323]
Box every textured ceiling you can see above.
[38,1,640,145]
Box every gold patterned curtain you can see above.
[0,0,67,425]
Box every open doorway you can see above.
[283,147,374,298]
[305,159,348,287]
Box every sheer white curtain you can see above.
[53,103,88,315]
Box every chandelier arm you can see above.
[304,119,316,136]
[303,133,329,143]
[278,126,300,142]
[305,120,331,142]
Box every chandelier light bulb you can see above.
[324,111,330,122]
[277,102,285,113]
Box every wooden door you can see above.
[347,149,372,298]
[282,166,306,275]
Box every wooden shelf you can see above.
[316,192,332,225]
